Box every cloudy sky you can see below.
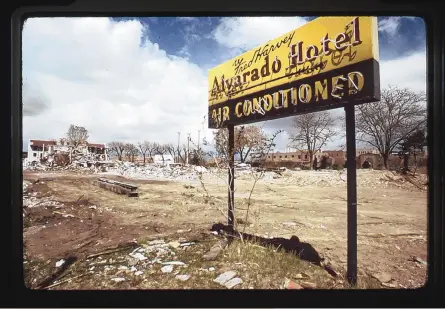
[22,16,426,152]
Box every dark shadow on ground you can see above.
[211,223,338,277]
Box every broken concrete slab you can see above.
[372,272,392,283]
[214,271,237,285]
[224,277,243,289]
[175,274,191,281]
[161,265,174,273]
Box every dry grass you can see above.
[24,235,382,290]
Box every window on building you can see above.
[33,153,37,157]
[305,155,308,159]
[273,156,276,159]
[298,155,301,159]
[285,155,287,158]
[279,156,282,158]
[267,156,270,159]
[291,155,294,158]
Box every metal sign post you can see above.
[345,103,358,285]
[227,124,235,237]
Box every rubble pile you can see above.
[24,150,113,173]
[22,180,65,217]
[275,169,427,190]
[108,161,212,181]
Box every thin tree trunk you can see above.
[383,154,389,169]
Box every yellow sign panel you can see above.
[208,16,379,107]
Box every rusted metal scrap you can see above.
[93,178,139,197]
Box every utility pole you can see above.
[198,130,201,152]
[187,133,191,165]
[177,132,181,163]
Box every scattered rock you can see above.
[129,252,148,261]
[214,271,237,285]
[134,271,144,276]
[127,257,139,266]
[282,222,297,227]
[111,277,125,282]
[208,267,215,272]
[293,273,310,280]
[300,281,317,289]
[203,240,227,261]
[161,265,174,273]
[412,256,427,265]
[162,261,185,266]
[285,278,303,289]
[224,277,243,289]
[55,259,65,268]
[179,242,195,247]
[168,241,181,248]
[372,272,392,283]
[175,274,191,281]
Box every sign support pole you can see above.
[345,103,358,285]
[227,124,235,238]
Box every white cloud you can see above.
[378,17,402,36]
[378,16,417,37]
[177,17,198,22]
[380,51,426,92]
[212,17,308,51]
[22,17,212,148]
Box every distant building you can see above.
[25,139,108,165]
[152,154,174,165]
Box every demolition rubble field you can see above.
[23,163,427,290]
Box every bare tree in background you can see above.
[66,125,89,148]
[288,111,337,169]
[138,141,151,165]
[154,143,168,164]
[124,143,139,162]
[355,86,426,169]
[166,143,187,163]
[213,125,267,162]
[108,141,126,161]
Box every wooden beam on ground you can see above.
[93,178,139,197]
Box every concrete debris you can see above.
[55,259,65,267]
[203,240,227,261]
[111,277,125,282]
[214,271,237,285]
[411,256,427,265]
[372,272,392,283]
[179,242,194,247]
[224,277,243,289]
[168,241,181,248]
[134,271,144,276]
[208,267,216,272]
[161,265,174,273]
[24,149,113,174]
[129,252,147,261]
[175,274,191,281]
[161,261,185,266]
[300,281,317,289]
[284,278,303,289]
[101,162,426,191]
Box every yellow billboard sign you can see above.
[208,16,380,128]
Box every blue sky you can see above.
[22,16,426,152]
[112,16,425,68]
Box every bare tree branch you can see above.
[288,111,338,169]
[355,85,426,168]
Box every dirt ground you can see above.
[22,168,428,290]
